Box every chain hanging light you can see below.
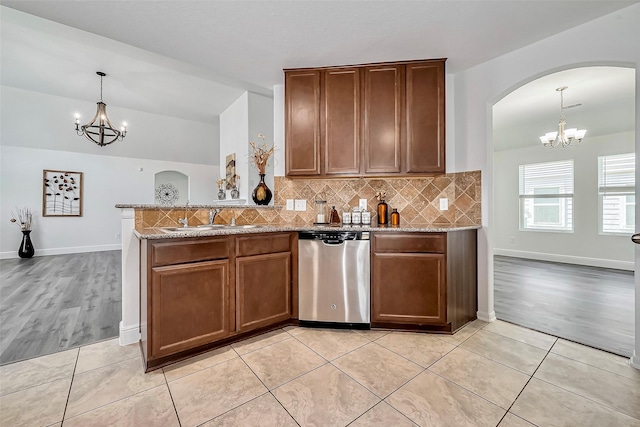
[539,86,586,148]
[75,71,127,146]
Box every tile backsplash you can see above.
[136,171,481,228]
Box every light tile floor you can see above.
[1,319,639,427]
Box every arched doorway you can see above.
[491,66,636,356]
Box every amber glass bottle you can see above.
[377,200,388,225]
[390,208,400,226]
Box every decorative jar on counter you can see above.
[390,208,400,226]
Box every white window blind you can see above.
[598,153,635,234]
[519,160,574,231]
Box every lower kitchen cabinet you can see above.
[149,259,231,359]
[140,236,233,367]
[373,252,446,324]
[371,230,477,332]
[236,252,291,332]
[140,232,297,370]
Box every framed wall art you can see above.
[42,170,83,217]
[225,153,236,190]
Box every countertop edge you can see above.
[133,224,481,239]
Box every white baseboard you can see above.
[494,248,634,271]
[477,310,496,322]
[0,244,121,259]
[119,321,140,346]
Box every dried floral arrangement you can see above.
[249,133,275,175]
[375,191,387,202]
[216,178,226,190]
[10,207,34,231]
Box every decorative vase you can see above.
[252,174,272,205]
[18,230,34,259]
[377,200,388,225]
[231,186,240,199]
[217,188,226,200]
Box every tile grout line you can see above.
[291,329,377,362]
[494,336,558,426]
[162,370,183,427]
[226,355,306,426]
[59,348,80,426]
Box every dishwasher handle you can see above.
[322,239,345,245]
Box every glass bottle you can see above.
[377,199,388,225]
[390,208,400,226]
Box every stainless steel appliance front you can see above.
[298,231,370,324]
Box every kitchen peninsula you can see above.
[118,199,479,371]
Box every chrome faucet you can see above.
[209,208,221,225]
[178,200,190,227]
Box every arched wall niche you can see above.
[154,170,189,205]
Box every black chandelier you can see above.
[75,71,127,147]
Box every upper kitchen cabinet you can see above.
[285,70,321,176]
[405,61,445,173]
[323,68,361,175]
[284,59,446,178]
[363,64,404,174]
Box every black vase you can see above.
[18,230,34,259]
[252,174,272,205]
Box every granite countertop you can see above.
[134,223,481,239]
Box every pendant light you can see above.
[539,86,586,148]
[75,71,127,146]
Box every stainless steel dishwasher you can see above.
[298,230,370,327]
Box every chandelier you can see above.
[539,86,586,148]
[75,71,127,147]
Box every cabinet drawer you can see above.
[373,232,445,253]
[150,237,230,267]
[236,233,292,257]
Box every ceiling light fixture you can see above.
[539,86,586,148]
[75,71,127,146]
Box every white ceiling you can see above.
[493,67,636,151]
[1,1,638,125]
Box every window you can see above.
[519,160,573,231]
[599,153,635,234]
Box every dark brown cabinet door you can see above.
[405,61,445,173]
[149,260,230,359]
[236,252,291,332]
[323,68,361,175]
[371,252,446,324]
[363,65,404,174]
[285,70,321,176]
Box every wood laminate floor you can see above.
[494,255,635,357]
[0,251,121,365]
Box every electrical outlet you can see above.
[509,236,516,244]
[115,233,121,240]
[359,199,367,211]
[286,199,294,211]
[439,198,449,211]
[294,199,307,211]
